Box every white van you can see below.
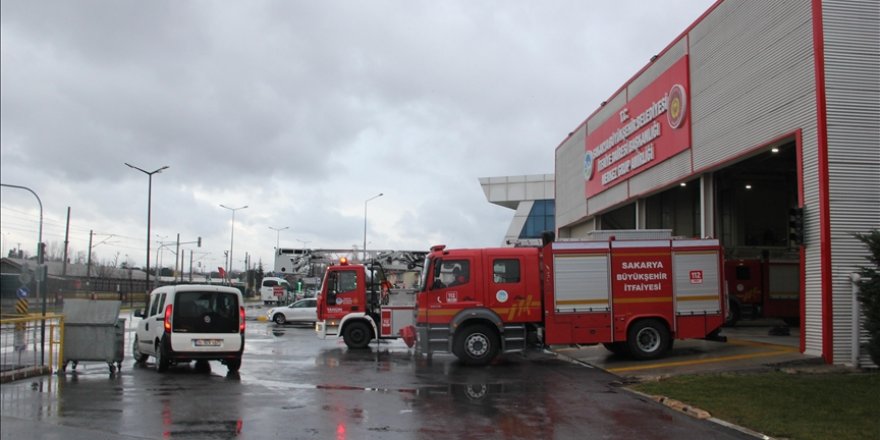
[133,284,245,373]
[260,277,291,305]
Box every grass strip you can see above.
[631,371,879,440]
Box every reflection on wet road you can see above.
[0,320,752,439]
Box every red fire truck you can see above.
[315,258,415,348]
[405,235,727,365]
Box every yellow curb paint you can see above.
[257,316,268,322]
[607,348,797,373]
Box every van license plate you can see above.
[194,339,222,347]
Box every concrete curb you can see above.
[624,387,773,439]
[552,349,774,439]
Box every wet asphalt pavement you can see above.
[1,317,754,439]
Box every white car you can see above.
[267,298,318,325]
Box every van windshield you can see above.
[173,291,240,333]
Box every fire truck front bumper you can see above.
[316,320,339,339]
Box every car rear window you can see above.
[173,291,240,333]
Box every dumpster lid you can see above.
[63,299,122,324]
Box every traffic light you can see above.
[197,236,202,247]
[788,207,804,246]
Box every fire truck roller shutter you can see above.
[553,254,611,313]
[672,246,722,315]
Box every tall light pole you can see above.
[220,204,248,284]
[363,193,383,262]
[124,163,169,295]
[268,226,289,252]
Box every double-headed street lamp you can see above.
[220,204,248,284]
[268,226,289,252]
[363,193,383,262]
[125,163,169,294]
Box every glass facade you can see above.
[519,200,555,239]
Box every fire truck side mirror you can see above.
[542,231,556,246]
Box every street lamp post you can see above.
[363,193,383,262]
[296,238,311,253]
[220,204,248,284]
[0,183,46,365]
[124,163,169,296]
[268,226,289,252]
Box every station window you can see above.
[519,200,556,239]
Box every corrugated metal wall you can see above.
[554,0,877,363]
[555,124,588,228]
[688,0,823,356]
[822,0,880,366]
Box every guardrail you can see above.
[0,313,64,383]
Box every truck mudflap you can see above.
[400,325,416,348]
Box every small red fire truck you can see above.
[405,235,727,365]
[315,258,414,348]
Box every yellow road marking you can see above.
[607,344,798,373]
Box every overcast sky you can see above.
[1,0,715,273]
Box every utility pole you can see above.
[175,233,180,282]
[87,230,93,278]
[62,207,71,276]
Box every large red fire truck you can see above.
[405,235,727,365]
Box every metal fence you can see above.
[0,314,64,383]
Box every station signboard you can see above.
[585,55,692,198]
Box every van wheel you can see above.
[155,339,170,372]
[226,357,241,373]
[453,324,499,366]
[273,313,286,325]
[132,336,148,364]
[343,321,372,349]
[626,319,670,360]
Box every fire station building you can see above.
[553,1,878,365]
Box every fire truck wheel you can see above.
[343,321,373,349]
[626,319,670,360]
[453,324,499,366]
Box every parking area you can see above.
[555,319,814,380]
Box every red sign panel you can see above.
[585,55,692,197]
[380,309,392,336]
[611,252,673,299]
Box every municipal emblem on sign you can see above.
[667,84,687,129]
[583,151,595,181]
